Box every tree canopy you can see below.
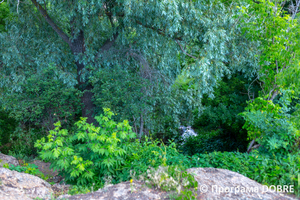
[0,0,258,136]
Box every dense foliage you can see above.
[238,0,300,154]
[0,0,299,198]
[2,65,82,130]
[0,2,10,32]
[241,90,300,155]
[35,109,193,184]
[0,0,258,136]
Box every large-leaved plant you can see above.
[35,108,136,185]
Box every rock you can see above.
[0,153,19,167]
[187,167,298,200]
[57,180,171,200]
[57,167,298,200]
[0,168,54,200]
[51,183,71,197]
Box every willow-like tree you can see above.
[0,0,258,132]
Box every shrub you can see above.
[0,2,11,32]
[35,108,136,185]
[68,185,93,195]
[119,138,191,182]
[35,108,193,187]
[240,89,300,155]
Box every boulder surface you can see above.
[57,180,171,200]
[188,167,298,200]
[0,153,19,167]
[57,167,298,200]
[1,165,298,200]
[0,168,54,200]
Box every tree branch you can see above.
[104,12,183,41]
[136,20,182,41]
[270,90,279,101]
[96,32,119,58]
[17,0,20,13]
[30,0,71,46]
[290,0,300,19]
[175,39,197,59]
[247,138,256,153]
[247,77,259,101]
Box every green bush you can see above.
[189,151,300,197]
[68,185,94,195]
[240,89,300,155]
[0,107,45,156]
[35,108,136,185]
[119,138,191,182]
[141,165,198,199]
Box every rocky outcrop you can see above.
[0,168,54,200]
[57,180,171,200]
[0,162,298,200]
[51,183,71,197]
[58,168,298,200]
[0,153,19,167]
[187,167,297,200]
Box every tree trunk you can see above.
[71,30,95,124]
[30,1,97,124]
[139,113,144,139]
[80,84,95,124]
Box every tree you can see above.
[239,0,300,153]
[0,0,258,134]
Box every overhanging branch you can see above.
[136,20,182,41]
[104,12,183,41]
[31,0,71,46]
[175,39,197,59]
